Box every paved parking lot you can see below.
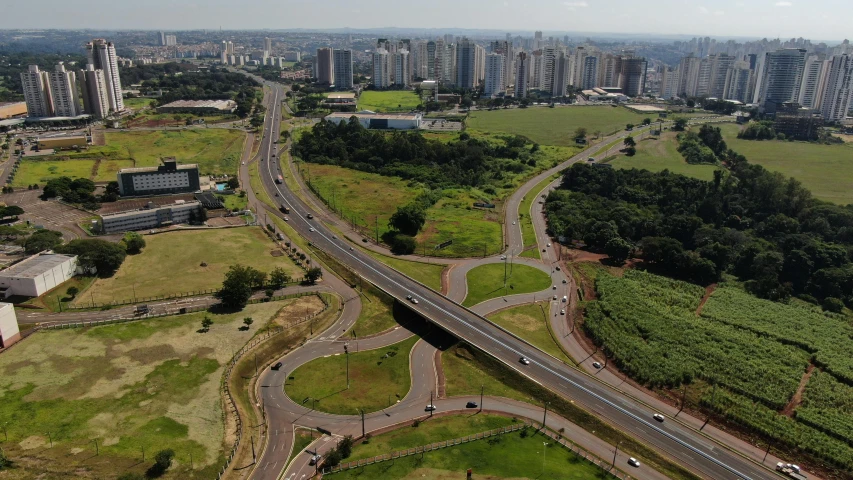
[2,190,90,240]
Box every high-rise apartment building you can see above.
[333,49,353,89]
[49,63,81,117]
[490,40,513,91]
[820,54,853,121]
[676,54,701,96]
[483,53,505,97]
[723,62,754,103]
[79,65,110,119]
[372,49,391,88]
[798,54,831,109]
[580,55,599,90]
[534,31,543,50]
[707,54,736,98]
[86,39,124,113]
[514,52,530,98]
[164,35,177,47]
[264,37,272,53]
[758,48,807,113]
[20,65,52,117]
[660,67,680,100]
[619,56,647,96]
[551,51,570,97]
[455,38,478,90]
[315,47,334,84]
[393,50,410,87]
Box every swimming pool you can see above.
[215,183,227,191]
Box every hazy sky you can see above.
[4,0,850,42]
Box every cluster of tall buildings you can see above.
[312,47,354,89]
[21,39,124,119]
[659,49,853,121]
[158,32,177,47]
[352,35,646,99]
[219,38,299,69]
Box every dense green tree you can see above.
[226,177,240,190]
[23,229,63,254]
[66,286,79,298]
[604,237,632,264]
[388,204,427,236]
[305,267,323,284]
[216,264,263,310]
[122,232,146,254]
[55,239,127,276]
[672,118,688,131]
[269,267,291,288]
[623,136,636,148]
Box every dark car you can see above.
[271,362,283,370]
[466,401,478,408]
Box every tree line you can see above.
[545,159,853,308]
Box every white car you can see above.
[552,285,557,290]
[425,404,436,411]
[547,243,551,247]
[500,255,507,260]
[512,221,516,225]
[592,361,602,369]
[519,357,531,365]
[628,457,641,468]
[309,227,315,232]
[283,217,289,221]
[653,413,665,422]
[553,295,557,300]
[411,298,419,304]
[560,309,565,315]
[241,161,245,165]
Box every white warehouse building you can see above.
[324,112,421,130]
[0,303,21,348]
[0,253,78,298]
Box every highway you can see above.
[247,81,782,480]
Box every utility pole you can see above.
[251,435,256,463]
[375,216,379,244]
[676,384,688,417]
[763,441,771,462]
[542,401,549,429]
[344,343,350,388]
[542,441,549,475]
[47,432,52,447]
[142,445,145,462]
[612,441,621,468]
[361,409,365,438]
[430,391,434,417]
[480,385,484,412]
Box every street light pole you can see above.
[612,441,621,468]
[344,343,350,388]
[542,401,549,429]
[480,385,484,412]
[430,391,434,417]
[542,442,549,475]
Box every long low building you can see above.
[0,303,20,348]
[324,112,421,130]
[0,252,78,298]
[100,200,202,233]
[117,158,201,197]
[156,99,237,114]
[0,102,27,119]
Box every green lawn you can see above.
[349,285,402,337]
[462,263,551,307]
[327,424,605,480]
[608,131,719,181]
[81,227,302,305]
[364,249,445,292]
[467,106,648,146]
[418,190,504,258]
[442,343,535,405]
[285,335,419,414]
[349,415,516,461]
[357,90,422,113]
[0,301,291,479]
[13,158,97,187]
[222,193,249,211]
[488,302,571,363]
[123,97,154,110]
[719,123,853,205]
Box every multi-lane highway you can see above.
[246,81,783,480]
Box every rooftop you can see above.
[101,200,202,220]
[119,163,199,174]
[326,112,421,121]
[0,253,76,279]
[159,99,237,110]
[326,92,356,99]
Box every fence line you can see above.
[217,292,331,479]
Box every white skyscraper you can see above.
[483,53,505,97]
[333,49,353,89]
[514,52,530,98]
[393,51,410,87]
[820,54,853,121]
[799,54,831,110]
[372,49,391,88]
[580,55,599,90]
[86,39,124,113]
[20,65,52,117]
[79,64,110,119]
[264,37,272,53]
[49,62,82,117]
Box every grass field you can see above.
[608,132,719,181]
[357,90,422,113]
[328,423,605,479]
[82,227,302,305]
[285,335,419,414]
[222,193,249,211]
[364,249,445,292]
[349,284,402,337]
[442,343,535,404]
[348,415,516,460]
[14,129,246,185]
[462,263,551,307]
[488,302,571,363]
[467,106,648,146]
[417,190,504,258]
[0,301,296,479]
[719,123,853,205]
[123,97,155,110]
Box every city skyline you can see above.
[2,0,851,42]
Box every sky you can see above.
[2,0,850,43]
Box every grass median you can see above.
[462,263,551,307]
[487,301,572,363]
[285,335,419,415]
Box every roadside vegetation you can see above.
[487,302,571,363]
[462,263,551,307]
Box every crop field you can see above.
[82,227,302,305]
[0,301,295,479]
[719,123,853,205]
[462,263,551,307]
[585,270,853,471]
[608,132,719,181]
[285,335,418,414]
[357,90,422,112]
[467,106,649,146]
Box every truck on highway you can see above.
[776,463,807,480]
[279,205,290,214]
[275,175,283,184]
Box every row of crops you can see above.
[585,269,853,471]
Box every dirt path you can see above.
[695,283,717,316]
[781,363,816,417]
